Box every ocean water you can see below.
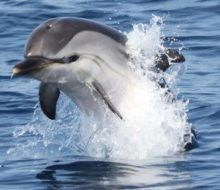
[0,0,220,189]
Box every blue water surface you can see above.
[0,0,220,189]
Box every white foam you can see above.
[8,16,192,160]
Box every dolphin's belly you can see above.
[58,71,133,119]
[59,81,115,119]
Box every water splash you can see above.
[8,16,193,160]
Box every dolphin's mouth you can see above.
[12,57,61,77]
[12,58,48,76]
[13,55,79,77]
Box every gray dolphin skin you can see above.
[13,17,185,120]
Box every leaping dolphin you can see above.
[12,17,184,120]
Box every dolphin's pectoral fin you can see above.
[39,82,60,120]
[92,81,123,120]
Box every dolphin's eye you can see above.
[46,24,52,29]
[64,55,79,63]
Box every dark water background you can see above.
[0,0,220,189]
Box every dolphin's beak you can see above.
[12,58,47,77]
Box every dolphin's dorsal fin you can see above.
[39,82,60,120]
[92,81,123,120]
[155,49,185,72]
[165,49,185,63]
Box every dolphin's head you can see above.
[12,18,84,81]
[12,18,127,120]
[12,17,127,82]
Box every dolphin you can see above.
[13,17,184,120]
